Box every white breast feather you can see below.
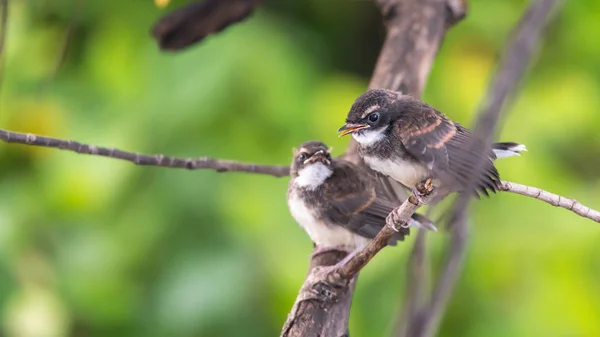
[351,126,388,146]
[364,156,428,188]
[288,192,370,250]
[295,163,333,190]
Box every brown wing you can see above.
[395,101,500,196]
[151,0,263,51]
[324,161,410,243]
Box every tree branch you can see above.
[338,187,435,282]
[4,125,596,227]
[5,130,595,227]
[0,129,289,177]
[407,1,563,336]
[281,184,436,337]
[500,181,600,222]
[283,0,467,334]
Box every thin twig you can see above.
[337,193,433,281]
[500,181,600,222]
[0,129,289,177]
[2,129,598,225]
[409,1,563,336]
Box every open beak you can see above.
[337,123,369,137]
[304,150,330,165]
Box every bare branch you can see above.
[3,130,596,227]
[338,189,435,282]
[0,129,289,177]
[280,251,357,337]
[500,181,600,223]
[282,0,465,335]
[408,1,563,336]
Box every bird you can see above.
[337,89,526,202]
[287,141,436,268]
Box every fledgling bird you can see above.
[338,89,526,201]
[287,141,435,265]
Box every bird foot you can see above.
[386,207,410,232]
[410,178,434,204]
[312,249,360,283]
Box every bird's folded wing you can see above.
[326,188,410,243]
[395,102,500,196]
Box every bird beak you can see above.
[304,150,330,165]
[337,123,369,137]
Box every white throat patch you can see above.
[352,125,388,146]
[295,163,333,189]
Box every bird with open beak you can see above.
[287,141,436,270]
[338,89,526,202]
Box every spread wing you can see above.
[394,100,500,196]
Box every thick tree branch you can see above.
[280,251,357,337]
[408,1,563,336]
[500,181,600,222]
[0,129,289,177]
[283,0,467,335]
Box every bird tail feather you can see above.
[492,142,527,159]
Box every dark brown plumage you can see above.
[151,0,263,51]
[287,141,434,254]
[338,89,526,200]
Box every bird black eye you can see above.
[368,112,379,123]
[297,153,307,162]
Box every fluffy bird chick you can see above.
[287,141,435,265]
[338,89,526,201]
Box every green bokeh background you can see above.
[1,0,599,336]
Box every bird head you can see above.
[338,89,401,145]
[290,141,333,179]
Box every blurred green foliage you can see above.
[0,0,599,336]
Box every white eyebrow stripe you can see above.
[361,104,381,119]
